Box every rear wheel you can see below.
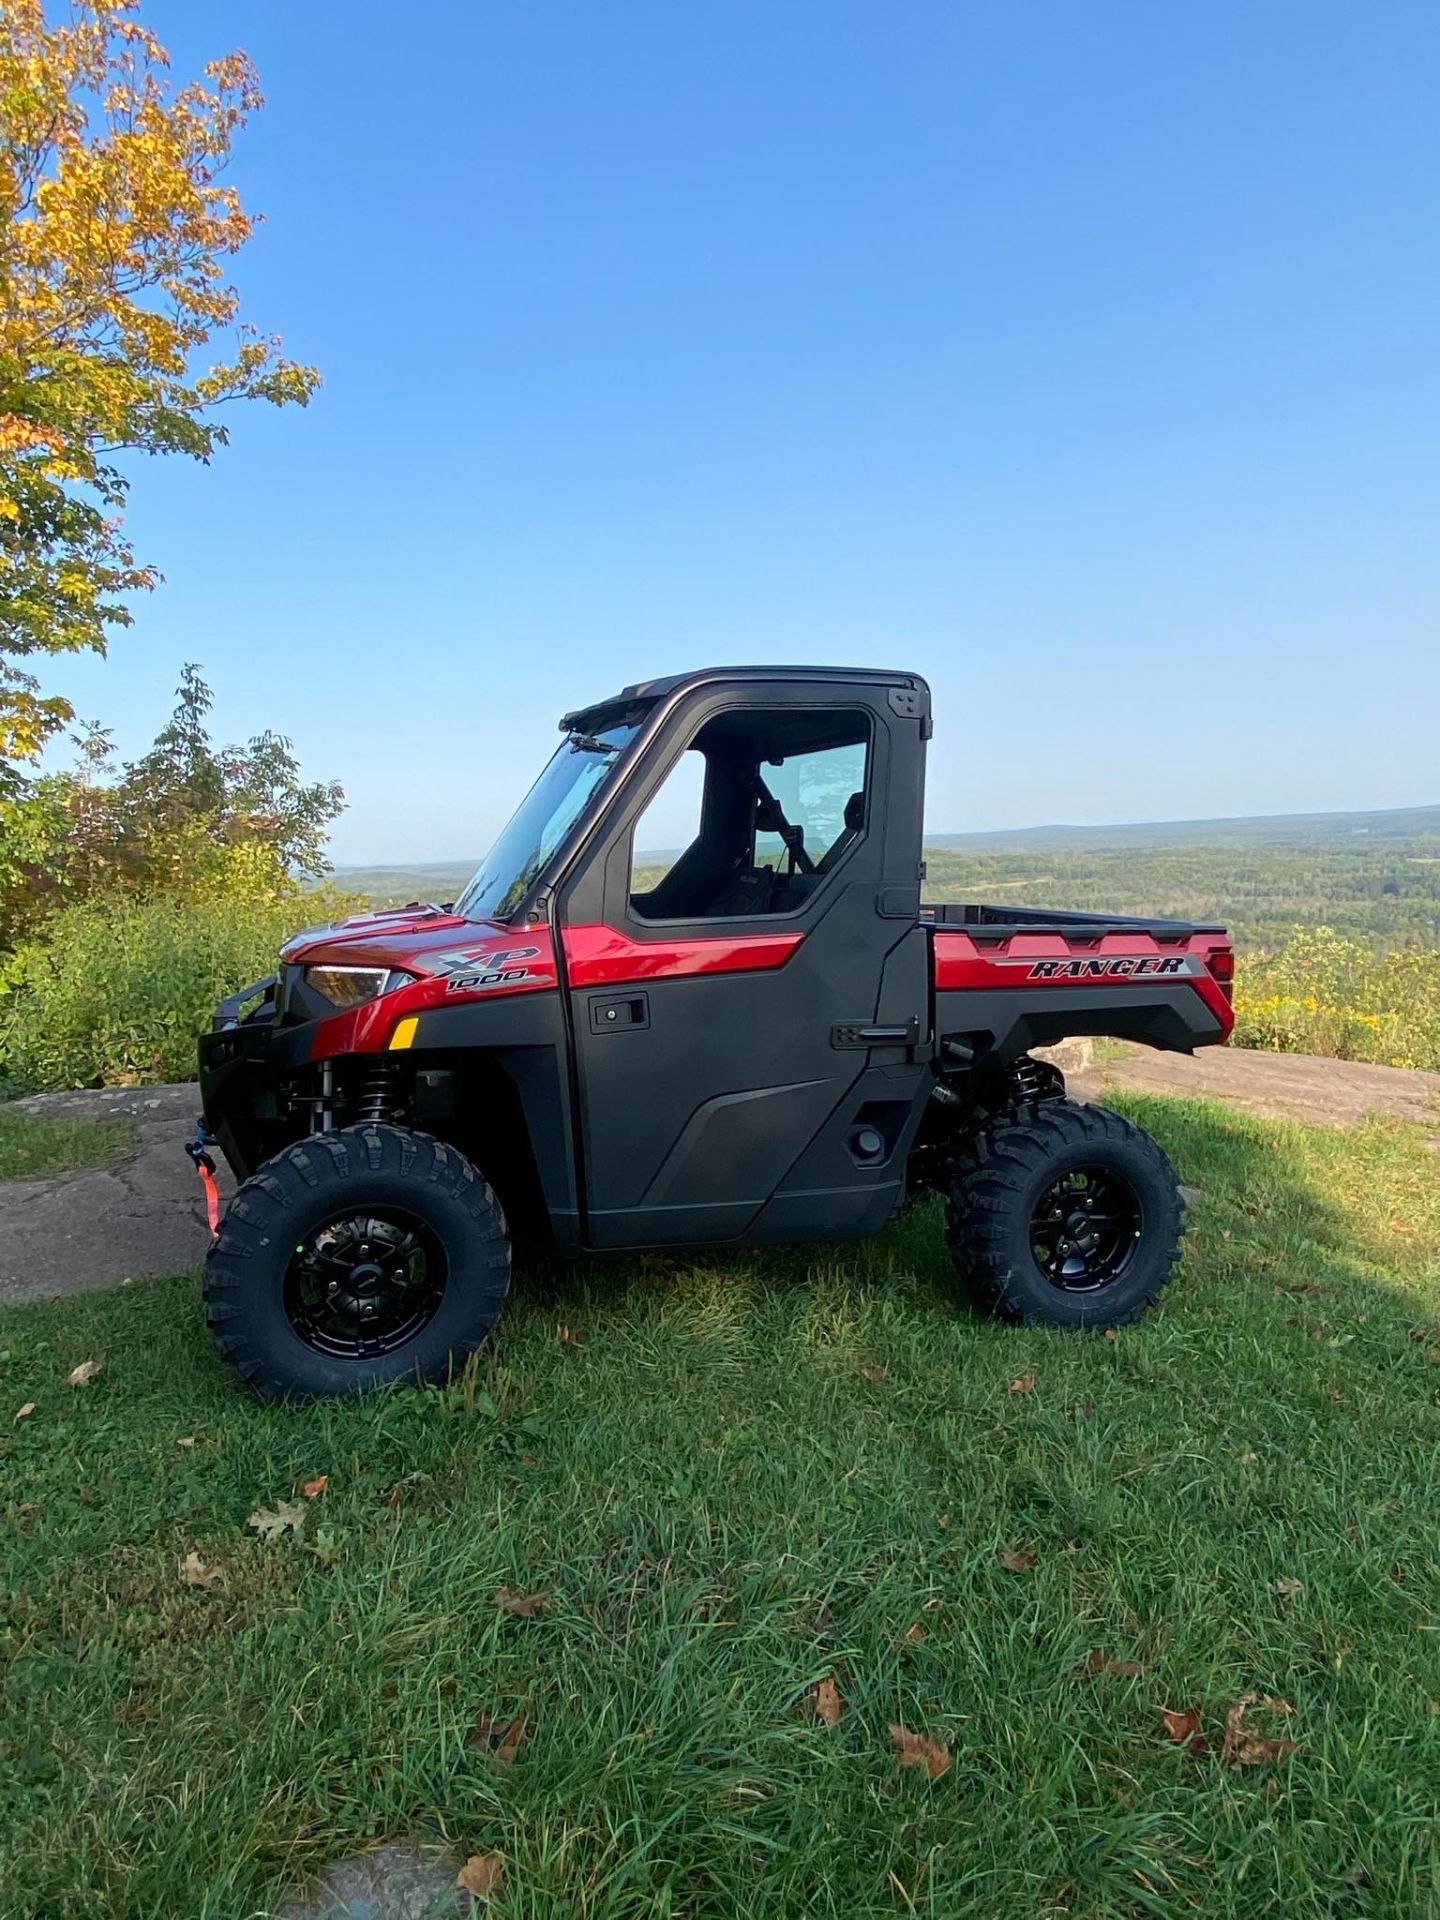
[204,1125,510,1400]
[946,1099,1183,1329]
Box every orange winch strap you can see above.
[196,1160,220,1236]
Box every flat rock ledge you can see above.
[1,1046,1435,1306]
[0,1084,234,1305]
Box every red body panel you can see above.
[562,923,805,988]
[283,906,506,972]
[931,927,1235,1038]
[292,910,805,1061]
[295,913,559,1062]
[290,905,1233,1064]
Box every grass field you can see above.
[2,1093,1438,1918]
[0,1104,135,1182]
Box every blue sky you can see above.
[41,0,1440,863]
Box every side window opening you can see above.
[628,708,870,921]
[628,747,706,896]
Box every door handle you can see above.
[831,1017,920,1050]
[589,992,650,1034]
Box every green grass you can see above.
[0,1103,135,1181]
[1,1094,1437,1918]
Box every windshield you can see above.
[455,721,642,922]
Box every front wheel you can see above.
[203,1125,510,1400]
[946,1099,1184,1329]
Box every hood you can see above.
[280,905,518,976]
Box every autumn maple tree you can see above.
[0,0,318,771]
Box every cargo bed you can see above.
[921,901,1227,940]
[923,903,1236,1062]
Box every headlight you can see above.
[305,966,416,1009]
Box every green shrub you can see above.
[0,886,359,1092]
[1233,927,1440,1071]
[2,668,347,950]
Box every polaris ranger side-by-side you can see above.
[198,666,1234,1399]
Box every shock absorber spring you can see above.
[356,1060,401,1126]
[1010,1054,1064,1104]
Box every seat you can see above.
[816,790,866,873]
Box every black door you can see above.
[554,681,931,1249]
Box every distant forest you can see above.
[338,803,1440,955]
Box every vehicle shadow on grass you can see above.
[518,1088,1436,1405]
[13,1088,1426,1444]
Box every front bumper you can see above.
[198,982,316,1180]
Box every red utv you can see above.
[198,666,1233,1398]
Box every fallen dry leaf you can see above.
[810,1676,844,1725]
[178,1550,222,1589]
[495,1585,548,1618]
[1084,1651,1142,1677]
[1161,1704,1201,1741]
[1273,1576,1304,1602]
[1010,1372,1035,1394]
[13,1402,35,1423]
[860,1364,888,1382]
[66,1359,102,1387]
[557,1324,579,1345]
[999,1545,1036,1574]
[469,1711,529,1762]
[890,1723,951,1779]
[936,1513,950,1530]
[302,1475,329,1500]
[1222,1692,1297,1768]
[247,1499,308,1542]
[456,1853,503,1898]
[1160,1705,1208,1753]
[177,1435,197,1448]
[901,1622,927,1644]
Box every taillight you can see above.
[1205,948,1235,1004]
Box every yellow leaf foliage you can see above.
[0,0,320,765]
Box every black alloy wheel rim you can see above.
[1029,1165,1142,1293]
[284,1207,447,1358]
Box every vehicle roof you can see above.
[560,663,929,732]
